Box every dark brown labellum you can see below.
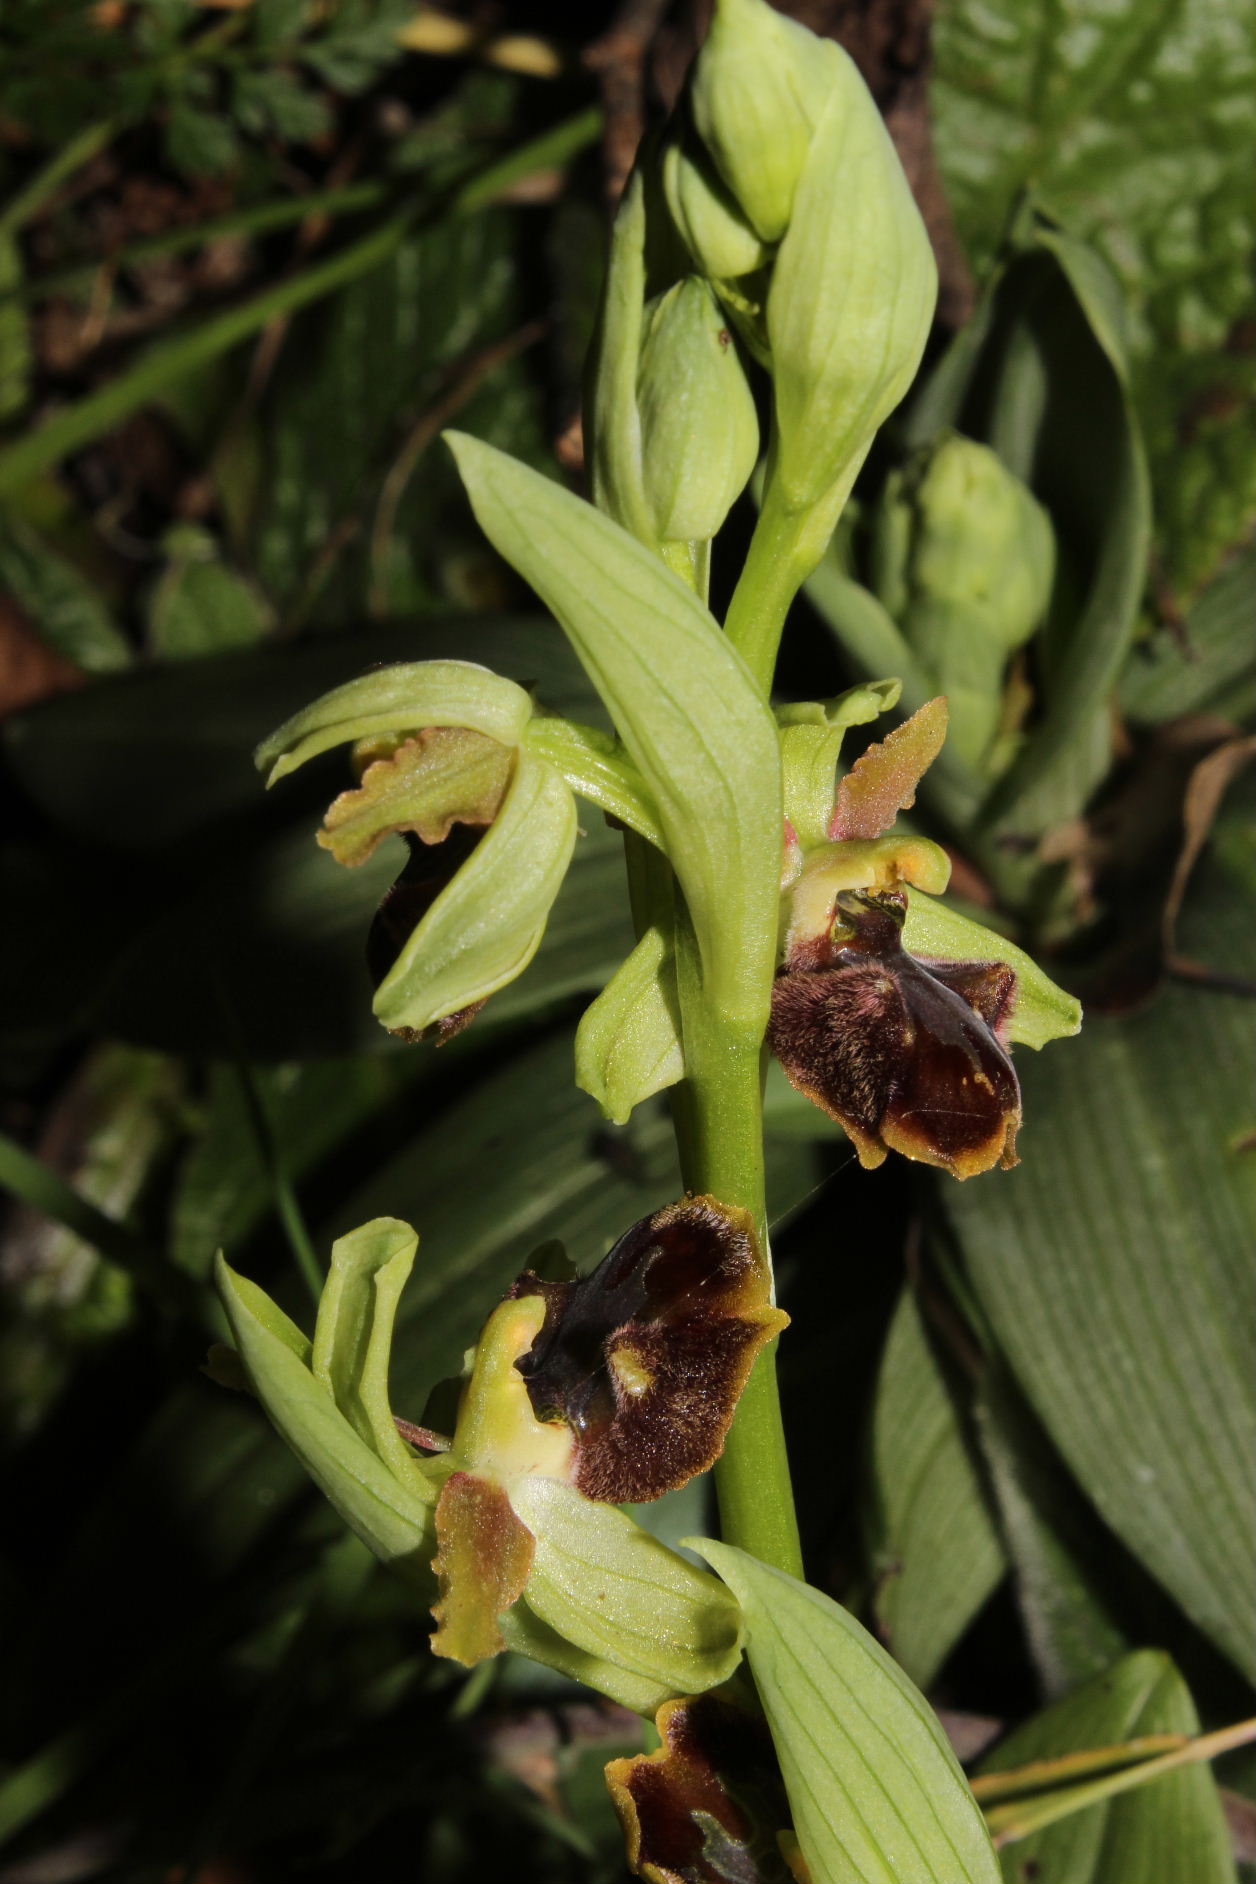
[769,890,1020,1180]
[510,1196,787,1504]
[605,1693,795,1884]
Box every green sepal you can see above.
[693,1539,1001,1884]
[777,679,902,850]
[311,1218,431,1489]
[215,1255,437,1586]
[575,925,684,1124]
[511,1477,743,1710]
[373,750,578,1037]
[903,890,1082,1049]
[255,659,534,785]
[445,432,782,1037]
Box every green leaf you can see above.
[902,891,1081,1050]
[934,0,1255,602]
[148,526,273,659]
[943,976,1256,1678]
[1122,548,1256,726]
[165,101,241,178]
[695,1540,1002,1884]
[866,1290,1006,1689]
[972,1372,1128,1700]
[575,925,683,1125]
[310,1218,429,1484]
[446,433,782,1034]
[0,233,32,423]
[0,508,131,673]
[978,1652,1237,1883]
[509,1478,743,1715]
[215,1255,436,1583]
[257,659,535,785]
[372,750,577,1037]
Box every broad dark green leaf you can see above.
[934,0,1255,602]
[973,1371,1129,1699]
[1122,548,1256,726]
[944,966,1255,1677]
[866,1289,1006,1689]
[697,1541,1002,1884]
[979,1652,1237,1884]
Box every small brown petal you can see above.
[768,891,1021,1180]
[606,1694,793,1884]
[511,1197,788,1504]
[430,1470,535,1665]
[320,726,514,866]
[830,698,949,841]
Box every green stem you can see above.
[723,477,815,695]
[672,931,804,1580]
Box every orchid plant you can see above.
[212,2,1085,1877]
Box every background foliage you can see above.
[0,2,1251,1880]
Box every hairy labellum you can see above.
[512,1196,787,1504]
[769,890,1020,1179]
[606,1692,796,1884]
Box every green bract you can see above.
[695,1541,1002,1884]
[575,923,683,1123]
[445,432,782,1039]
[637,276,759,547]
[373,750,577,1037]
[255,659,534,785]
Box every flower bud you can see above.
[767,49,936,524]
[637,276,759,545]
[661,127,769,281]
[690,0,844,242]
[871,435,1056,770]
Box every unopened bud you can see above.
[767,47,936,524]
[691,0,842,242]
[637,277,759,545]
[661,128,769,281]
[872,435,1055,769]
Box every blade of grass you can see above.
[985,1720,1256,1847]
[971,1734,1188,1803]
[0,1126,193,1313]
[0,121,115,240]
[0,105,600,498]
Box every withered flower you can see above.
[769,889,1020,1180]
[606,1692,800,1884]
[513,1196,788,1504]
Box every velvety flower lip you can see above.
[511,1196,788,1504]
[606,1692,796,1884]
[769,889,1021,1179]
